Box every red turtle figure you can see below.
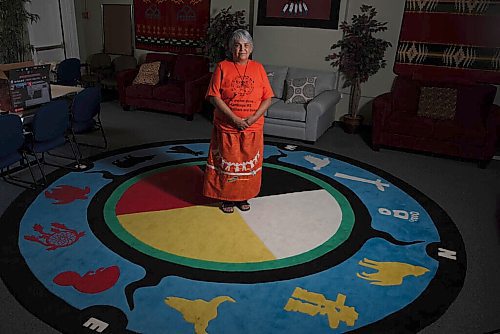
[24,223,86,250]
[44,185,91,205]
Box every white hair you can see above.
[228,29,253,51]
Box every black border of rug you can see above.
[0,139,467,334]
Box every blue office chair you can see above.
[56,58,81,86]
[24,99,81,184]
[70,86,107,150]
[0,114,37,188]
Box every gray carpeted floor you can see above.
[1,100,499,333]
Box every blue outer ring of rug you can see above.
[0,139,466,334]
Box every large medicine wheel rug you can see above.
[0,140,466,334]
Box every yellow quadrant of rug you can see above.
[117,205,276,263]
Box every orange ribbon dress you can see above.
[203,59,274,201]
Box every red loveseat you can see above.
[372,75,499,167]
[116,53,211,120]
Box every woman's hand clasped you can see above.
[231,114,259,131]
[244,115,256,126]
[233,117,249,131]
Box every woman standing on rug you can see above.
[203,29,274,213]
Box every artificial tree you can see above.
[203,6,248,66]
[0,0,39,64]
[326,4,391,133]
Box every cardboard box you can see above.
[0,61,34,112]
[0,61,34,80]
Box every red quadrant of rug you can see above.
[115,166,215,215]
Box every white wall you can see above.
[209,0,249,17]
[74,0,132,62]
[252,0,406,121]
[73,0,499,119]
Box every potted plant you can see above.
[0,0,39,63]
[326,4,391,133]
[203,6,248,66]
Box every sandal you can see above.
[235,200,250,211]
[220,201,234,214]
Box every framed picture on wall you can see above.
[257,0,341,29]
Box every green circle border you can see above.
[103,161,355,272]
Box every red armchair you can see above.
[116,53,211,120]
[372,75,498,167]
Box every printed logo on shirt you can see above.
[231,76,254,96]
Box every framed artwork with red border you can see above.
[257,0,341,29]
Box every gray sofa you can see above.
[263,64,341,143]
